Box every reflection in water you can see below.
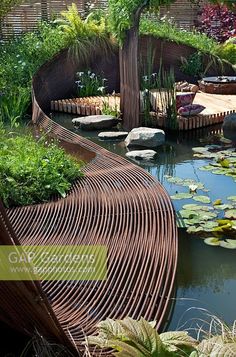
[53,113,236,330]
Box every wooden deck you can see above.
[193,92,236,115]
[51,91,236,131]
[150,90,236,130]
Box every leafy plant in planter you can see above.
[0,128,84,207]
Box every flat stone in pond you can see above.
[126,150,157,161]
[72,115,118,131]
[125,127,165,148]
[98,131,128,140]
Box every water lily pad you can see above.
[227,196,236,202]
[204,237,220,246]
[200,212,217,221]
[215,204,234,211]
[192,147,209,153]
[182,204,213,211]
[217,219,232,226]
[170,193,193,200]
[184,218,201,226]
[187,226,204,234]
[211,169,227,175]
[200,221,219,231]
[166,176,184,184]
[179,210,199,219]
[193,195,211,204]
[225,209,236,219]
[198,166,213,171]
[220,240,236,249]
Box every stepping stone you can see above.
[125,127,165,148]
[72,115,118,131]
[126,150,157,161]
[98,131,128,140]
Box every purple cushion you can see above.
[176,92,196,109]
[178,104,205,116]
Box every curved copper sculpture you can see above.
[0,55,178,355]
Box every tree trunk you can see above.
[119,4,147,130]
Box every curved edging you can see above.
[2,45,178,356]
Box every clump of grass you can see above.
[0,128,84,207]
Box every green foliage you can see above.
[216,43,236,65]
[87,316,198,356]
[102,94,121,118]
[108,0,233,46]
[75,70,107,97]
[0,129,83,207]
[139,17,218,54]
[0,87,30,127]
[180,52,203,78]
[55,3,113,61]
[0,0,23,20]
[108,0,176,45]
[0,22,68,124]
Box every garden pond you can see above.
[53,113,236,332]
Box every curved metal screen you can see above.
[0,47,178,355]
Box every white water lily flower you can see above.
[189,184,198,192]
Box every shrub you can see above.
[0,129,84,207]
[196,4,236,43]
[216,43,236,65]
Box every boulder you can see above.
[222,113,236,141]
[126,150,157,161]
[125,127,165,148]
[72,115,118,131]
[98,131,128,140]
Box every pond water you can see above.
[53,113,236,332]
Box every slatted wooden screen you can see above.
[159,0,207,29]
[1,0,206,40]
[1,0,108,39]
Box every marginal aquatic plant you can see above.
[102,92,120,118]
[75,70,107,97]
